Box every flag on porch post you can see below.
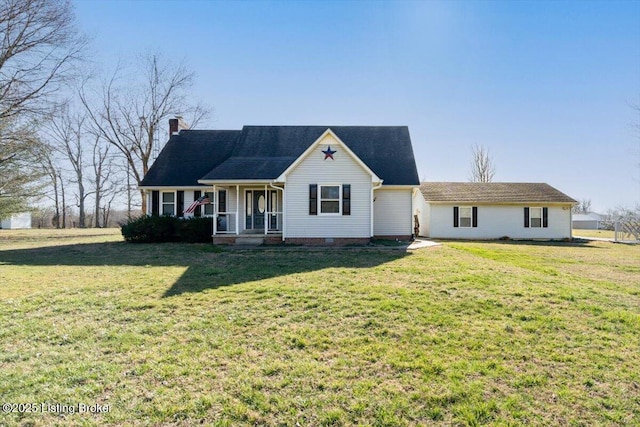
[184,195,211,214]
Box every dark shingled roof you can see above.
[142,126,420,186]
[201,157,297,180]
[140,130,240,187]
[419,182,577,204]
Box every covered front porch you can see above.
[205,183,284,239]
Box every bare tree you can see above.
[45,106,93,227]
[80,53,209,213]
[0,0,85,121]
[38,144,62,227]
[469,144,496,183]
[90,135,117,227]
[572,198,592,214]
[57,167,67,228]
[0,0,84,217]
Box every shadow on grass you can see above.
[437,238,602,248]
[0,241,410,298]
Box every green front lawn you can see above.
[0,229,638,426]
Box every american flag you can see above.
[184,195,211,214]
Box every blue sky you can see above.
[74,0,640,212]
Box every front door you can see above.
[246,190,266,230]
[253,191,265,229]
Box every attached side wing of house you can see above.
[417,182,577,240]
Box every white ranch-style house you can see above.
[139,120,576,244]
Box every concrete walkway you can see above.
[407,238,441,250]
[573,235,615,242]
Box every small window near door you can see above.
[246,192,252,216]
[162,192,175,216]
[319,185,341,214]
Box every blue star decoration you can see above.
[322,145,336,160]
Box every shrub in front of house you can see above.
[178,217,214,243]
[121,216,213,243]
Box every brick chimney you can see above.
[169,118,179,136]
[169,116,189,137]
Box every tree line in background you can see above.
[1,0,638,228]
[0,0,209,228]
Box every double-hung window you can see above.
[459,207,473,228]
[524,207,548,228]
[162,192,175,216]
[453,206,478,228]
[530,207,543,228]
[309,184,350,216]
[203,192,214,216]
[319,185,341,215]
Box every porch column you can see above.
[212,185,217,236]
[282,186,286,241]
[264,184,268,235]
[235,185,239,235]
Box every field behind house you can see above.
[0,229,639,426]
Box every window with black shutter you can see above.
[525,207,546,228]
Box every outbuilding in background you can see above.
[0,212,32,229]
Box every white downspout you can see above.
[412,187,420,238]
[371,181,383,237]
[270,182,285,241]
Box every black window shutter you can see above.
[342,184,351,215]
[219,190,227,213]
[543,207,548,228]
[524,207,530,228]
[194,190,202,217]
[177,191,184,217]
[472,206,478,228]
[309,184,317,215]
[151,191,159,216]
[453,206,459,228]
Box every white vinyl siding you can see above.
[285,134,371,238]
[426,204,572,239]
[374,188,413,236]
